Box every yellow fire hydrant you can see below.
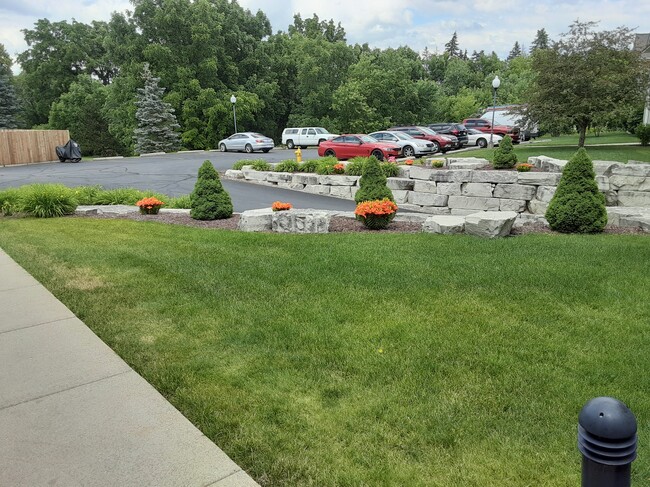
[295,147,302,163]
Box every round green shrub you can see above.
[18,184,78,218]
[492,135,518,169]
[354,156,394,203]
[190,160,233,220]
[635,124,650,146]
[545,148,607,233]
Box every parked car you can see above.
[368,131,435,157]
[281,127,339,149]
[428,123,469,147]
[466,128,503,148]
[387,126,458,153]
[317,135,401,161]
[481,106,539,141]
[461,118,520,143]
[218,132,274,153]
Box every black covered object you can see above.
[55,139,82,163]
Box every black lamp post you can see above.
[489,75,500,148]
[230,94,238,134]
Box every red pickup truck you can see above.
[462,118,520,143]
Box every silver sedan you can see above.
[369,131,435,157]
[218,132,275,153]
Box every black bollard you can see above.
[578,397,637,487]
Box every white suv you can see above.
[281,127,339,149]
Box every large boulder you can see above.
[272,210,330,233]
[422,215,466,234]
[238,208,274,232]
[465,211,517,238]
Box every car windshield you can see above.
[391,132,413,141]
[358,135,376,143]
[251,133,266,138]
[420,127,437,135]
[315,127,329,134]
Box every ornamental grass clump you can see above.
[354,156,394,204]
[190,160,233,220]
[354,199,398,230]
[492,135,518,169]
[545,148,607,233]
[18,184,78,218]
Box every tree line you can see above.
[0,0,647,155]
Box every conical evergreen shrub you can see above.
[190,160,233,220]
[492,135,518,169]
[545,148,607,233]
[354,156,394,203]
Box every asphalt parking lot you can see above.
[0,149,358,213]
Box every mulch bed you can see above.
[73,212,645,235]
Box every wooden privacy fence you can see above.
[0,130,70,166]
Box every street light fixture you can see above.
[230,94,238,134]
[489,75,501,148]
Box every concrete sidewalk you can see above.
[0,248,258,486]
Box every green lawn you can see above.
[533,131,640,146]
[468,145,650,164]
[1,218,649,486]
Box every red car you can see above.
[462,118,520,143]
[317,134,401,161]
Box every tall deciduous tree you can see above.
[134,64,180,154]
[527,21,650,147]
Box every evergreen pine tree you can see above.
[0,75,20,129]
[190,160,233,220]
[492,135,518,169]
[530,28,550,53]
[507,41,522,61]
[444,32,460,58]
[354,156,394,203]
[545,148,607,233]
[134,64,180,154]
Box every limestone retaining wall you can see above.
[225,156,650,217]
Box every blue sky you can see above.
[2,0,649,69]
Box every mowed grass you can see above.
[467,132,650,163]
[0,218,649,486]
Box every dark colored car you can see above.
[461,118,520,143]
[317,134,401,161]
[387,126,458,153]
[428,123,468,147]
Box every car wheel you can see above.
[371,149,384,161]
[477,138,487,148]
[245,144,253,153]
[286,140,295,149]
[219,143,227,152]
[324,149,336,157]
[403,145,415,157]
[430,142,440,153]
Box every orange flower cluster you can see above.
[333,163,345,174]
[272,201,293,211]
[136,197,165,209]
[404,159,414,165]
[516,163,534,172]
[354,199,398,218]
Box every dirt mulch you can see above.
[73,212,645,235]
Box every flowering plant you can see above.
[404,159,414,165]
[355,199,398,230]
[333,163,345,174]
[430,159,445,168]
[271,201,293,211]
[136,197,164,215]
[516,163,534,172]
